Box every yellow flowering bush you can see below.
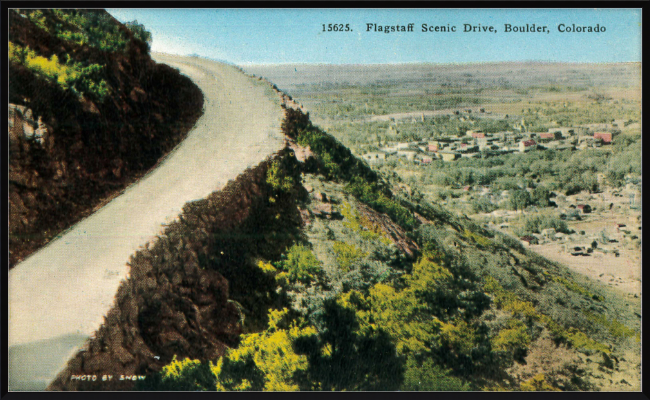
[332,241,367,272]
[212,308,317,391]
[9,42,109,100]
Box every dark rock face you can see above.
[47,155,303,390]
[47,264,240,391]
[8,9,204,268]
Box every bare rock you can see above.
[312,192,328,202]
[312,203,334,218]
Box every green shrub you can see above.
[440,319,478,355]
[21,9,136,53]
[136,356,216,391]
[560,170,599,195]
[520,374,560,391]
[509,189,531,210]
[564,329,610,354]
[142,310,317,391]
[213,308,317,391]
[471,196,498,214]
[266,159,295,194]
[274,244,323,286]
[483,276,607,354]
[336,254,457,356]
[463,229,494,249]
[583,311,639,341]
[552,276,603,301]
[332,241,368,272]
[492,319,531,353]
[532,185,551,207]
[340,202,392,244]
[125,20,152,49]
[522,214,569,235]
[9,42,109,100]
[402,358,470,391]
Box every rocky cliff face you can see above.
[46,150,304,390]
[8,9,204,267]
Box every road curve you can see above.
[8,54,285,390]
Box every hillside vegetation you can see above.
[49,101,640,391]
[9,9,204,267]
[257,62,641,299]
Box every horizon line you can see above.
[151,53,640,67]
[238,60,641,67]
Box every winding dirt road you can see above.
[8,54,285,390]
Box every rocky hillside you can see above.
[47,84,640,391]
[8,9,204,267]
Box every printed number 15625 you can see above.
[322,24,352,32]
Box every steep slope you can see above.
[8,9,203,267]
[8,55,285,391]
[43,90,640,391]
[267,106,641,391]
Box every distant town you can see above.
[360,108,627,165]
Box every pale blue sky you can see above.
[107,8,642,64]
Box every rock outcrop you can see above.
[9,9,204,267]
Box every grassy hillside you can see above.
[8,9,204,267]
[48,100,640,391]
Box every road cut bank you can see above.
[8,54,284,391]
